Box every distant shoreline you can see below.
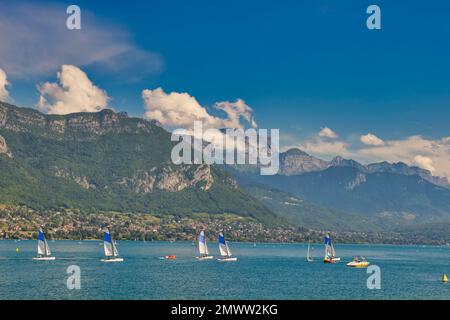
[2,238,449,247]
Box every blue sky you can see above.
[1,0,450,176]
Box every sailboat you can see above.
[217,232,237,262]
[323,234,340,263]
[32,227,55,261]
[196,230,213,260]
[306,240,314,262]
[101,228,124,262]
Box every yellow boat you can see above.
[443,274,448,283]
[347,256,370,268]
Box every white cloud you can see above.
[300,137,352,159]
[358,135,450,178]
[0,69,10,101]
[142,87,257,130]
[37,65,110,115]
[360,133,384,146]
[412,155,435,172]
[0,3,162,80]
[319,127,338,139]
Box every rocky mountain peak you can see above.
[329,156,364,170]
[0,134,12,158]
[278,148,329,175]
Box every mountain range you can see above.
[230,148,450,230]
[0,102,277,224]
[278,148,449,187]
[1,101,450,237]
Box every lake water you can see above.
[0,240,449,300]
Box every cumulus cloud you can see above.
[0,69,10,101]
[360,133,384,146]
[142,87,257,130]
[37,65,110,115]
[413,155,435,172]
[300,138,352,159]
[358,135,450,177]
[0,3,162,80]
[319,127,338,139]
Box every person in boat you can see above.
[354,256,359,262]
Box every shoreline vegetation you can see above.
[1,205,449,245]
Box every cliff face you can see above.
[0,102,274,221]
[0,102,153,135]
[0,134,12,157]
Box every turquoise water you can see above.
[0,240,449,300]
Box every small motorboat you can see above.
[164,255,177,260]
[347,256,370,268]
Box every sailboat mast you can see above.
[44,238,47,257]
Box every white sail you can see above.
[37,227,50,257]
[199,242,207,255]
[37,239,46,255]
[104,241,113,256]
[225,242,232,256]
[219,243,228,256]
[44,239,51,256]
[198,231,208,255]
[204,241,209,256]
[103,229,115,257]
[112,241,119,257]
[307,241,312,260]
[218,232,229,257]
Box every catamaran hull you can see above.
[33,257,56,261]
[196,256,214,260]
[218,257,238,262]
[324,257,341,263]
[101,258,124,263]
